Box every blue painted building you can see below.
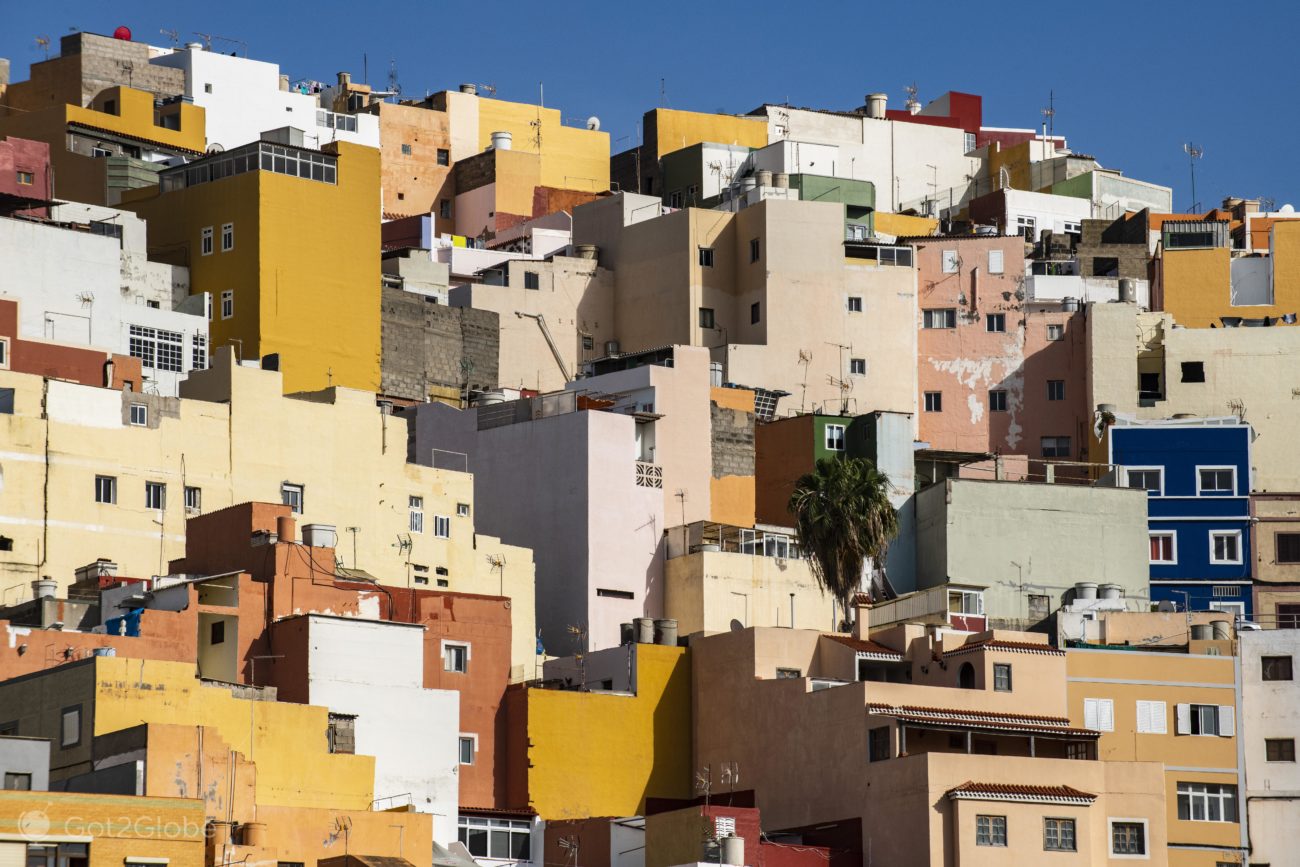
[1109,418,1253,617]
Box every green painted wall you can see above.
[789,174,875,237]
[1050,171,1095,201]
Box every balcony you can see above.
[1024,274,1149,307]
[865,584,987,632]
[667,521,803,560]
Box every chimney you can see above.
[277,515,296,544]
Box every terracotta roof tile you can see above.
[826,634,904,659]
[867,704,1098,737]
[946,782,1097,803]
[944,638,1064,658]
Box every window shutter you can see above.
[1099,699,1114,732]
[1176,703,1192,735]
[1150,701,1168,734]
[1218,705,1236,737]
[1084,699,1098,730]
[1136,701,1150,733]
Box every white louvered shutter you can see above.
[1150,700,1168,734]
[1098,699,1114,732]
[1176,703,1192,735]
[1084,698,1098,730]
[1218,705,1236,737]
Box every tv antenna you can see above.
[34,35,51,59]
[557,835,580,867]
[159,28,179,46]
[387,59,401,97]
[903,82,920,114]
[825,342,853,414]
[1183,142,1204,213]
[1040,89,1055,143]
[193,32,247,56]
[797,349,812,413]
[392,533,412,554]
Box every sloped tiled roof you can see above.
[867,704,1098,737]
[945,782,1097,804]
[943,638,1064,658]
[826,634,904,660]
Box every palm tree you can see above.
[789,456,899,631]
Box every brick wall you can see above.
[711,401,755,478]
[62,33,184,105]
[381,286,499,401]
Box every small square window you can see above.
[942,250,960,274]
[849,358,866,376]
[95,475,117,505]
[868,726,891,762]
[1047,323,1064,341]
[184,486,202,515]
[1110,821,1145,856]
[847,296,863,313]
[1262,656,1293,681]
[988,249,1005,274]
[751,302,761,324]
[457,503,470,517]
[924,391,942,412]
[1276,532,1300,563]
[437,148,450,166]
[775,667,802,679]
[582,335,594,352]
[0,337,8,369]
[210,620,225,645]
[698,307,715,329]
[1041,436,1071,458]
[975,815,1006,847]
[523,272,540,290]
[1047,379,1065,401]
[1199,467,1236,495]
[401,143,413,155]
[749,237,761,263]
[698,247,715,268]
[1127,468,1163,494]
[3,772,32,790]
[1266,738,1296,762]
[1044,817,1075,852]
[1182,361,1206,383]
[824,424,845,451]
[1150,532,1176,564]
[985,313,1006,333]
[439,199,451,219]
[204,83,213,94]
[16,171,34,186]
[434,515,451,538]
[281,483,304,515]
[993,663,1012,691]
[922,308,956,329]
[1210,531,1241,564]
[444,643,468,673]
[459,735,476,764]
[988,389,1007,412]
[130,403,148,426]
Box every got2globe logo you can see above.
[18,808,51,841]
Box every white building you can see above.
[150,44,379,151]
[0,204,208,396]
[1240,628,1300,866]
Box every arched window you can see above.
[958,661,976,689]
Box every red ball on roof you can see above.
[112,26,132,40]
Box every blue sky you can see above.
[4,0,1296,210]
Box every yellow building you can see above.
[0,789,207,867]
[508,643,692,819]
[0,352,537,675]
[1066,647,1244,866]
[1158,222,1300,327]
[611,108,769,197]
[121,139,380,394]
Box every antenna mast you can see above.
[1183,142,1204,213]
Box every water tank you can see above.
[866,93,888,119]
[654,619,679,646]
[459,83,478,95]
[604,340,621,357]
[476,390,508,406]
[1061,297,1081,313]
[1190,624,1213,641]
[277,516,296,544]
[619,622,634,646]
[974,225,998,235]
[301,523,338,549]
[240,823,268,847]
[490,131,512,151]
[1099,583,1123,600]
[1097,403,1117,415]
[185,42,205,51]
[573,244,600,261]
[1211,619,1232,640]
[739,176,757,193]
[1119,278,1137,303]
[635,617,656,644]
[773,172,790,189]
[92,646,117,657]
[31,577,57,600]
[1074,582,1098,600]
[721,834,745,867]
[754,169,773,187]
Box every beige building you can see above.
[691,625,1170,864]
[1087,301,1300,490]
[0,348,536,670]
[1251,493,1300,624]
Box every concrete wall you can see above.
[1241,629,1300,867]
[664,550,834,636]
[0,735,50,790]
[381,285,499,401]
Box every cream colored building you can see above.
[0,348,535,668]
[1086,301,1300,490]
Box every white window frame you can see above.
[824,424,845,452]
[922,308,957,329]
[1176,703,1235,737]
[281,482,304,515]
[1046,323,1064,341]
[988,249,1005,274]
[0,336,9,369]
[456,503,470,517]
[941,250,960,273]
[924,391,943,413]
[409,495,424,533]
[1209,600,1245,618]
[1135,700,1168,734]
[985,313,1006,333]
[94,475,117,505]
[200,226,214,256]
[1197,465,1237,496]
[1149,532,1177,565]
[1125,466,1164,495]
[988,389,1007,412]
[442,640,470,673]
[1108,818,1149,860]
[1209,530,1243,565]
[847,296,863,313]
[129,403,148,426]
[220,290,234,320]
[849,358,866,376]
[220,222,234,252]
[433,514,451,538]
[145,481,166,511]
[184,485,202,515]
[1176,782,1238,823]
[458,733,477,765]
[1084,697,1115,732]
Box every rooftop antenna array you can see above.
[159,29,179,47]
[193,32,247,57]
[903,82,921,114]
[1040,89,1055,143]
[1183,142,1204,213]
[387,59,401,98]
[34,36,51,59]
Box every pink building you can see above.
[912,234,1088,468]
[0,136,52,217]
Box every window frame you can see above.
[443,641,469,673]
[749,237,761,263]
[1108,818,1148,859]
[1262,655,1293,681]
[975,814,1007,847]
[985,313,1006,333]
[145,481,166,511]
[1176,781,1238,823]
[1043,817,1076,852]
[1041,436,1071,458]
[698,307,715,329]
[129,403,148,426]
[847,296,863,313]
[941,250,960,274]
[922,308,957,329]
[1266,737,1296,762]
[1197,466,1237,496]
[0,336,8,370]
[458,733,477,765]
[1209,530,1243,565]
[1084,697,1115,732]
[94,474,117,505]
[1046,323,1064,341]
[184,485,202,515]
[1276,532,1300,564]
[523,271,540,290]
[988,249,1005,274]
[849,357,866,376]
[61,704,82,748]
[824,424,846,452]
[1126,467,1165,495]
[281,482,304,515]
[992,663,1012,692]
[698,246,715,268]
[200,226,214,256]
[1149,532,1177,565]
[924,391,943,413]
[409,495,424,533]
[1135,700,1168,734]
[433,514,451,538]
[988,389,1007,412]
[220,290,234,320]
[1047,379,1065,401]
[220,222,234,252]
[751,301,761,325]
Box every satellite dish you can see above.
[206,143,225,155]
[586,116,601,131]
[1281,203,1295,214]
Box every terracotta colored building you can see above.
[0,296,142,388]
[0,135,52,216]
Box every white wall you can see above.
[1241,629,1300,867]
[1003,189,1091,235]
[304,615,460,844]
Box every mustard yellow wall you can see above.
[652,108,768,156]
[476,99,609,193]
[709,386,756,527]
[253,804,433,867]
[1160,248,1233,327]
[987,140,1033,192]
[873,211,940,238]
[525,644,692,819]
[92,658,376,811]
[491,148,544,218]
[76,86,206,154]
[0,790,206,867]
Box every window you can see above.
[409,496,424,533]
[958,662,976,689]
[1198,467,1236,495]
[413,564,429,585]
[92,146,113,158]
[459,735,476,764]
[698,307,715,329]
[221,290,234,320]
[1277,533,1300,564]
[1181,361,1206,383]
[458,816,531,861]
[1044,818,1075,852]
[1047,323,1064,341]
[434,515,451,538]
[750,238,761,263]
[964,131,977,153]
[61,705,81,747]
[975,815,1006,847]
[1262,656,1293,681]
[1177,782,1237,822]
[95,475,117,505]
[400,143,412,155]
[824,424,845,452]
[192,334,207,371]
[523,272,540,290]
[775,667,802,679]
[1149,533,1176,564]
[596,588,634,599]
[456,502,470,517]
[1210,531,1242,564]
[1177,703,1234,736]
[868,726,890,762]
[1136,700,1168,734]
[145,481,166,511]
[1029,594,1050,620]
[129,325,184,372]
[201,226,214,256]
[1110,821,1146,856]
[849,358,866,376]
[327,713,355,754]
[924,391,942,412]
[444,642,468,673]
[993,663,1012,691]
[3,772,31,790]
[922,308,956,329]
[437,148,450,166]
[1047,380,1065,401]
[184,486,201,515]
[210,620,225,645]
[439,199,451,219]
[986,313,1006,333]
[0,337,7,369]
[877,246,912,267]
[1127,468,1164,494]
[698,247,715,267]
[750,302,761,324]
[988,249,1005,274]
[1017,215,1037,240]
[16,170,35,186]
[847,296,863,313]
[1266,738,1295,762]
[988,389,1007,412]
[281,483,304,515]
[1041,436,1071,458]
[942,250,960,273]
[221,222,234,252]
[1067,741,1089,760]
[1084,698,1115,732]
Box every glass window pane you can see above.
[489,830,510,858]
[465,828,488,857]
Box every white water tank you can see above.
[459,83,478,95]
[1119,278,1137,303]
[754,169,773,187]
[866,93,888,119]
[1075,582,1098,600]
[301,524,338,548]
[722,834,745,866]
[490,131,512,151]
